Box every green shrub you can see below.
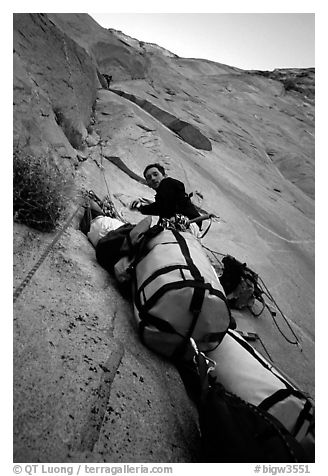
[13,146,73,231]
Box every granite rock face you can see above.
[250,68,315,99]
[110,88,212,150]
[13,13,314,463]
[14,14,98,161]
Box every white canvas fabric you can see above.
[87,216,124,247]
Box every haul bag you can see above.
[96,217,156,273]
[206,330,314,455]
[133,228,231,358]
[199,377,308,463]
[95,223,134,272]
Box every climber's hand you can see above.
[130,199,142,210]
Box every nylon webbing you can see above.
[171,229,202,280]
[169,230,207,357]
[258,387,312,439]
[136,264,190,306]
[258,389,297,412]
[137,279,225,313]
[138,311,178,334]
[227,330,294,390]
[184,286,206,338]
[291,400,313,437]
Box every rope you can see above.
[99,141,111,198]
[257,335,274,362]
[200,245,301,348]
[97,141,126,223]
[198,217,213,239]
[13,206,81,304]
[201,244,226,258]
[201,244,226,267]
[258,277,302,349]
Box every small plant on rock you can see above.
[13,145,73,231]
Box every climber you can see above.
[130,163,201,225]
[103,74,112,89]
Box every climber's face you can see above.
[145,167,165,190]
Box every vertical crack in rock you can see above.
[79,341,124,452]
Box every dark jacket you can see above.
[139,177,200,220]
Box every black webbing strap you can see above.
[180,285,206,348]
[135,229,227,358]
[132,224,164,266]
[258,389,297,412]
[258,388,313,438]
[131,225,164,310]
[137,279,225,312]
[137,311,184,352]
[135,264,190,308]
[138,311,178,334]
[170,229,231,331]
[291,399,314,437]
[227,330,294,390]
[169,230,207,358]
[171,229,202,280]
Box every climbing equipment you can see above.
[200,248,302,349]
[205,329,314,459]
[132,223,231,359]
[180,338,313,462]
[236,330,273,362]
[13,205,81,303]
